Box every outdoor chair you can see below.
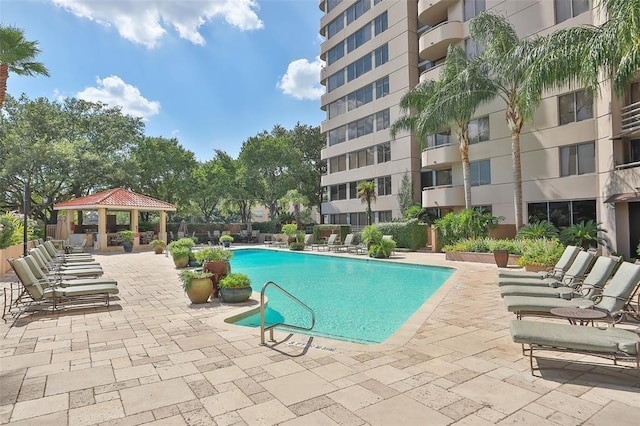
[510,320,640,373]
[503,261,640,322]
[35,244,100,267]
[169,231,175,242]
[250,230,259,243]
[42,240,92,259]
[29,250,104,278]
[31,246,103,272]
[67,235,87,253]
[497,251,596,287]
[240,230,249,243]
[311,233,337,251]
[330,234,355,252]
[499,255,619,298]
[303,233,313,247]
[498,245,581,280]
[23,255,116,287]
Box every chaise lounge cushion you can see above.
[503,295,594,312]
[510,320,640,355]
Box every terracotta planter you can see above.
[185,278,213,304]
[524,264,549,272]
[203,260,231,298]
[173,255,189,268]
[219,286,252,303]
[493,250,509,267]
[153,246,165,254]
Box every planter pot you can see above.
[188,259,202,267]
[202,260,231,299]
[219,286,252,303]
[524,264,549,272]
[173,255,189,268]
[123,241,133,253]
[222,242,231,248]
[445,252,521,265]
[185,278,213,304]
[493,250,509,267]
[153,246,165,254]
[369,252,388,259]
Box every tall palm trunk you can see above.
[506,99,524,230]
[366,198,372,225]
[293,203,302,230]
[0,64,8,109]
[455,124,472,209]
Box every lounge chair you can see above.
[32,246,102,270]
[250,230,259,243]
[499,255,619,298]
[330,234,356,252]
[42,240,92,259]
[498,245,581,280]
[303,234,313,247]
[27,252,104,279]
[23,255,117,287]
[503,261,640,321]
[497,250,595,287]
[240,230,249,243]
[510,320,640,373]
[311,234,337,251]
[8,258,118,310]
[67,236,87,253]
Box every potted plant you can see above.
[288,231,306,251]
[489,239,513,267]
[120,230,135,253]
[282,224,298,244]
[218,273,252,303]
[179,270,214,304]
[517,238,565,272]
[150,239,165,254]
[368,237,396,258]
[194,247,233,298]
[220,234,234,247]
[169,246,190,268]
[361,225,382,250]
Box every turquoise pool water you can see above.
[229,249,454,344]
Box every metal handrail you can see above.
[260,281,316,345]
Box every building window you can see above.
[347,54,372,82]
[349,181,358,199]
[329,155,347,173]
[623,139,640,164]
[528,199,596,228]
[560,142,595,176]
[555,0,589,24]
[374,0,383,5]
[327,43,344,65]
[348,114,375,139]
[374,11,387,35]
[328,97,347,118]
[328,126,346,146]
[350,148,375,169]
[350,212,368,226]
[470,159,491,186]
[375,76,389,98]
[377,176,392,196]
[374,44,388,67]
[346,0,371,25]
[347,84,373,110]
[327,0,343,13]
[327,15,344,39]
[425,130,452,148]
[346,23,372,53]
[468,116,490,144]
[377,210,393,222]
[376,109,390,131]
[559,90,593,125]
[377,142,391,163]
[331,213,349,224]
[330,184,348,201]
[327,70,345,92]
[464,0,485,21]
[423,168,452,187]
[465,38,483,59]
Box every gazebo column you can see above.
[131,209,139,248]
[67,209,76,236]
[98,208,107,251]
[159,211,167,243]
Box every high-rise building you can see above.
[318,0,639,257]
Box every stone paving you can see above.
[1,247,639,425]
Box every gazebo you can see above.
[53,188,177,251]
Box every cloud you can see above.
[76,76,160,119]
[277,57,324,101]
[52,0,264,48]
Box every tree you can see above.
[397,171,414,215]
[391,45,495,209]
[288,123,326,222]
[279,189,309,230]
[215,150,255,225]
[0,25,49,110]
[356,180,377,225]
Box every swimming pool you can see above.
[228,249,454,344]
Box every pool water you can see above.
[229,249,454,344]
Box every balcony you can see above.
[421,143,459,167]
[422,185,465,208]
[319,0,325,12]
[419,21,463,62]
[620,100,640,136]
[320,66,329,85]
[420,62,445,83]
[418,0,455,28]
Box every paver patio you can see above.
[1,248,639,425]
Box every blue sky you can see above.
[2,0,325,160]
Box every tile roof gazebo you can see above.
[53,188,177,251]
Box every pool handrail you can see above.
[260,281,316,345]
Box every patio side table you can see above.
[550,307,607,326]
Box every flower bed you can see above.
[445,251,521,266]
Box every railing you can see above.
[260,281,316,345]
[621,100,640,134]
[615,160,640,170]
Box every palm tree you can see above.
[356,180,377,225]
[0,26,49,110]
[279,189,309,230]
[391,45,495,209]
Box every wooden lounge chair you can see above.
[497,250,596,287]
[510,320,640,373]
[498,245,581,280]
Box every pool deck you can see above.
[1,247,639,425]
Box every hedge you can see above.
[374,219,428,251]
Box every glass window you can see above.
[350,212,368,226]
[549,201,571,228]
[560,142,595,176]
[374,44,388,67]
[424,168,452,187]
[426,130,452,148]
[376,109,390,131]
[348,84,373,110]
[327,15,344,39]
[470,159,491,186]
[327,0,342,13]
[328,126,346,146]
[331,184,347,200]
[328,70,345,92]
[327,43,344,65]
[347,54,372,82]
[559,90,593,125]
[625,139,640,164]
[527,202,548,224]
[464,0,486,21]
[465,38,483,59]
[346,0,371,25]
[374,12,387,35]
[375,76,389,98]
[331,213,348,224]
[349,182,358,198]
[328,97,346,118]
[378,176,392,196]
[555,0,589,24]
[468,116,490,144]
[330,155,347,173]
[347,23,372,53]
[377,210,393,222]
[377,142,391,163]
[527,200,595,228]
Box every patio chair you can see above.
[303,233,313,247]
[499,255,619,298]
[510,320,640,373]
[498,245,581,280]
[503,261,640,322]
[29,250,104,278]
[497,251,596,287]
[33,245,101,269]
[250,230,259,243]
[67,235,87,253]
[240,230,249,243]
[311,233,337,251]
[30,247,103,275]
[330,234,355,252]
[23,255,116,287]
[169,231,175,242]
[42,240,92,259]
[8,258,118,310]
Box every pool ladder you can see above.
[260,281,316,345]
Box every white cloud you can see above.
[277,57,324,101]
[52,0,264,48]
[76,76,160,119]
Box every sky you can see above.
[1,0,326,160]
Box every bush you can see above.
[219,273,251,288]
[560,220,607,249]
[368,238,396,258]
[282,224,298,238]
[517,239,565,267]
[516,221,559,239]
[252,221,278,234]
[194,247,232,262]
[167,237,196,251]
[434,208,504,248]
[441,237,523,255]
[220,235,234,243]
[375,219,428,251]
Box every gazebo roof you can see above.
[54,188,177,212]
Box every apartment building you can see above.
[318,0,639,257]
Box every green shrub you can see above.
[361,225,383,246]
[220,234,234,243]
[441,237,523,255]
[167,237,195,251]
[368,238,396,258]
[0,212,32,249]
[637,242,640,256]
[219,273,251,288]
[282,224,298,238]
[194,247,233,262]
[517,239,565,267]
[170,246,191,259]
[252,221,278,234]
[560,220,607,249]
[375,219,428,251]
[120,230,135,243]
[516,221,559,239]
[434,208,504,248]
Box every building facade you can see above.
[318,0,639,257]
